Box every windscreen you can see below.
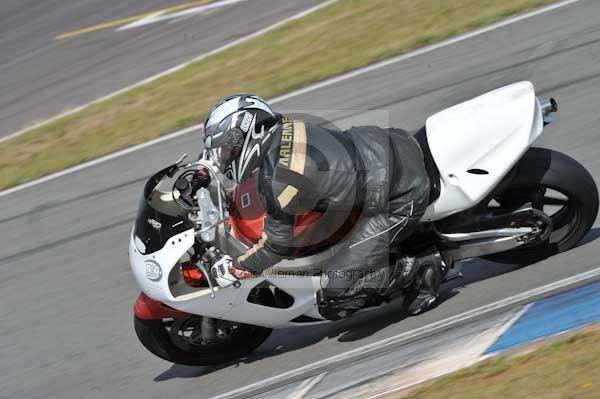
[134,195,193,255]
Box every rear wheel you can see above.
[483,148,598,264]
[134,315,272,366]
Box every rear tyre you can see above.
[483,148,598,265]
[134,315,272,366]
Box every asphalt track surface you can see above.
[1,1,600,398]
[0,0,323,137]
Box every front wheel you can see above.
[134,315,272,366]
[483,148,598,264]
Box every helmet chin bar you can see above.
[225,160,238,183]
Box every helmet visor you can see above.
[208,145,241,175]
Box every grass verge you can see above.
[0,0,554,190]
[402,327,600,399]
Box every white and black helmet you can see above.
[203,93,279,182]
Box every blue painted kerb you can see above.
[485,280,600,354]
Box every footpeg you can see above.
[442,272,464,284]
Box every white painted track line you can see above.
[365,305,533,399]
[0,0,582,197]
[0,0,339,144]
[0,124,200,198]
[285,373,326,399]
[117,0,248,31]
[210,266,600,399]
[269,0,582,104]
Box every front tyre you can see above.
[483,148,598,264]
[134,315,272,366]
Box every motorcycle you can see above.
[129,81,598,365]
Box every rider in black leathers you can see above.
[205,94,441,320]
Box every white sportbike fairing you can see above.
[423,81,545,220]
[130,228,328,327]
[129,82,598,366]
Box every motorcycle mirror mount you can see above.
[162,154,189,179]
[175,153,188,165]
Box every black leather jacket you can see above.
[237,115,430,274]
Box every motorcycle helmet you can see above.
[203,93,279,182]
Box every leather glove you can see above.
[211,255,254,287]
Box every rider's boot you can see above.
[405,259,442,315]
[318,294,367,321]
[318,267,389,321]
